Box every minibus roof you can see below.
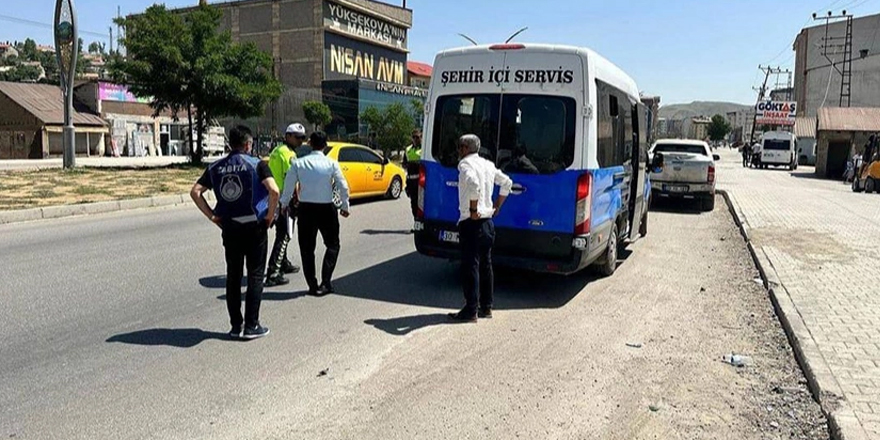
[434,43,639,99]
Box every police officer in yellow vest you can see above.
[264,123,306,287]
[402,129,422,219]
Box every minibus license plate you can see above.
[439,230,460,244]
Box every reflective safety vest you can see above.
[268,144,296,192]
[405,144,421,162]
[207,151,269,224]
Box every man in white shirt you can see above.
[449,134,514,322]
[751,142,763,168]
[280,131,351,296]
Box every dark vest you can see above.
[207,152,269,224]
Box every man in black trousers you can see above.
[448,134,513,322]
[280,132,351,296]
[190,126,276,340]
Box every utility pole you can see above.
[814,10,854,107]
[749,65,792,143]
[749,65,772,145]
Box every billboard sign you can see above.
[98,82,151,104]
[323,2,407,50]
[324,33,406,85]
[755,101,796,126]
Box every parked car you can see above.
[649,139,719,211]
[323,142,405,203]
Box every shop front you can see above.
[323,78,427,141]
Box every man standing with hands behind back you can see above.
[281,131,351,297]
[449,134,513,323]
[190,125,276,340]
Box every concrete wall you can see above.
[794,13,880,117]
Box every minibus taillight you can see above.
[708,164,716,184]
[575,173,592,235]
[417,164,426,219]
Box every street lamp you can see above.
[54,0,79,169]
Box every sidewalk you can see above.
[716,149,880,439]
[0,156,201,171]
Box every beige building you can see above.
[794,13,880,117]
[688,116,711,140]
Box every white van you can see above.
[758,131,798,170]
[413,43,653,276]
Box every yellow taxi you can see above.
[324,142,405,201]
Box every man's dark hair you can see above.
[309,131,328,149]
[229,125,253,150]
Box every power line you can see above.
[0,13,108,39]
[762,0,866,65]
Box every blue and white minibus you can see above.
[413,43,652,276]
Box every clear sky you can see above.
[2,0,878,105]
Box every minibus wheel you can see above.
[597,227,618,277]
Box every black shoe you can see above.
[243,325,270,340]
[229,326,243,339]
[319,283,335,295]
[307,286,322,297]
[478,308,493,319]
[282,262,300,274]
[265,275,290,287]
[448,309,477,323]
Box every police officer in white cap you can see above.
[264,123,307,287]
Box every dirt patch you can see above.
[750,227,853,265]
[291,198,829,440]
[0,166,204,211]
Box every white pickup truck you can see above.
[648,139,720,211]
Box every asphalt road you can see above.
[0,196,825,439]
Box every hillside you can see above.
[659,101,752,120]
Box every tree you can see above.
[707,114,732,142]
[88,42,106,55]
[110,3,282,164]
[38,51,59,84]
[410,99,424,127]
[0,64,42,82]
[20,38,37,61]
[302,101,332,131]
[360,103,415,159]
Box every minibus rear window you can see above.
[764,140,791,150]
[652,144,707,155]
[431,94,501,168]
[431,94,576,174]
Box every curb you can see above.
[0,192,215,225]
[718,189,869,440]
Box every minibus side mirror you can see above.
[650,152,664,173]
